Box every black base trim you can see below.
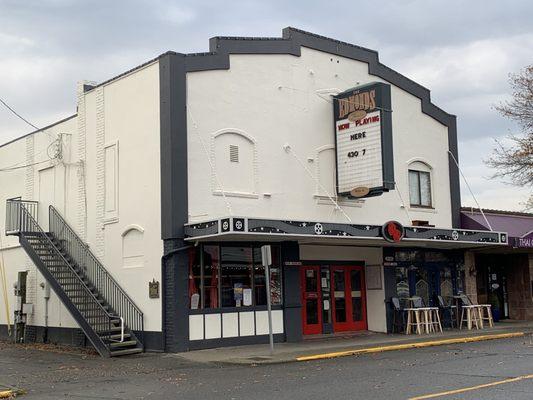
[187,333,285,351]
[0,324,163,352]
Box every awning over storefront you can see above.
[461,208,533,249]
[185,217,508,249]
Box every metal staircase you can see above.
[5,198,144,357]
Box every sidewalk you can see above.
[174,320,533,365]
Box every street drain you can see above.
[247,356,272,361]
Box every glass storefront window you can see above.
[414,268,429,306]
[395,267,409,307]
[440,267,453,303]
[188,244,282,309]
[203,245,220,309]
[189,248,201,309]
[221,246,253,307]
[253,246,282,306]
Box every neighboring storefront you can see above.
[461,208,533,321]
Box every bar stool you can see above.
[429,307,443,333]
[405,307,423,334]
[460,305,482,329]
[479,304,494,328]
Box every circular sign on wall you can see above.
[350,186,370,198]
[382,221,405,243]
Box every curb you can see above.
[296,332,525,362]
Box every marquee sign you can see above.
[184,217,509,246]
[333,82,395,198]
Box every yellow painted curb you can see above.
[408,373,533,399]
[296,332,525,361]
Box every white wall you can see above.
[187,48,452,228]
[81,61,163,333]
[1,61,163,335]
[300,244,386,333]
[0,116,79,330]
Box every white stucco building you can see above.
[0,28,506,355]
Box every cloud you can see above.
[156,4,195,25]
[0,0,532,210]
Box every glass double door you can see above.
[301,265,367,335]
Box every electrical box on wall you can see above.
[22,303,34,316]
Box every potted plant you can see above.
[489,292,501,322]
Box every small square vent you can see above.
[229,144,239,163]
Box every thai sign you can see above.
[333,82,395,198]
[513,231,533,248]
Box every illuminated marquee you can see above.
[333,82,395,198]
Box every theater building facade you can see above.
[0,28,506,354]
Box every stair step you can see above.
[109,340,137,348]
[106,333,131,341]
[97,326,122,334]
[110,347,143,357]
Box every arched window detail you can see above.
[121,225,144,268]
[315,145,336,197]
[211,129,258,197]
[407,160,433,208]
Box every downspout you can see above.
[42,282,50,342]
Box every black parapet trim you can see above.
[159,53,188,239]
[159,26,461,239]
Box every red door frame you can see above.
[331,265,367,332]
[301,266,322,335]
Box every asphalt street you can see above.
[1,336,532,399]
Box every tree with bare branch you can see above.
[486,65,533,209]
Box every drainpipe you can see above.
[43,282,51,342]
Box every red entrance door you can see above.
[301,266,322,335]
[331,265,367,332]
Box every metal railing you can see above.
[6,198,114,353]
[48,205,144,343]
[5,197,38,235]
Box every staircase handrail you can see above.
[11,200,115,320]
[48,205,144,334]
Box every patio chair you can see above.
[410,296,424,308]
[437,295,457,329]
[391,297,406,333]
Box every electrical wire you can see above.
[0,159,51,172]
[284,143,352,223]
[0,96,55,140]
[0,136,62,172]
[0,97,40,130]
[447,150,493,231]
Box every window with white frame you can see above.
[408,161,432,207]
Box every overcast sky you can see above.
[1,0,532,210]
